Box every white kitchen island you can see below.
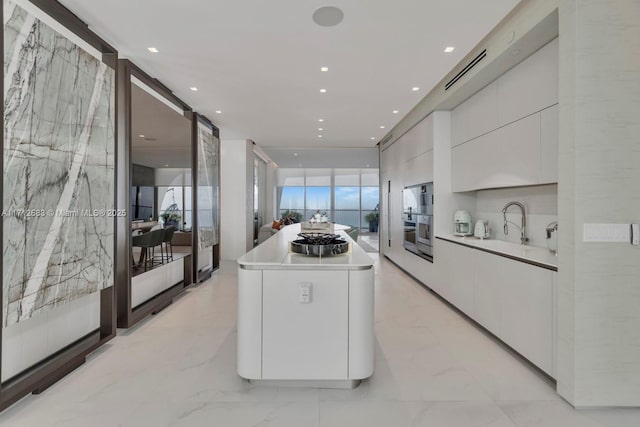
[237,224,375,388]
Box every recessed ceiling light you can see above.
[318,127,323,131]
[190,87,198,91]
[298,164,302,167]
[215,110,222,114]
[366,164,370,168]
[318,134,323,138]
[370,137,375,140]
[318,119,324,122]
[320,89,327,93]
[138,134,145,138]
[392,110,399,114]
[412,87,420,92]
[444,46,455,53]
[164,164,169,167]
[320,66,328,72]
[147,47,159,53]
[294,153,298,156]
[380,125,385,129]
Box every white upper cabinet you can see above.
[451,81,498,147]
[403,114,434,159]
[450,37,559,191]
[452,112,541,191]
[539,103,559,184]
[497,38,559,127]
[404,149,434,187]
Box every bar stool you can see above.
[147,228,166,269]
[132,231,153,270]
[162,226,175,263]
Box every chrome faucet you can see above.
[502,201,528,245]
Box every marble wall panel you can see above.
[197,122,219,249]
[2,1,115,327]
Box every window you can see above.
[276,168,380,230]
[157,186,193,230]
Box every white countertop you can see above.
[436,234,558,271]
[238,223,374,270]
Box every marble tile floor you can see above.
[358,231,379,253]
[1,256,639,426]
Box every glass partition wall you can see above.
[116,60,196,328]
[194,118,220,279]
[130,81,193,279]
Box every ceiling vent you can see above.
[380,134,393,148]
[444,48,487,91]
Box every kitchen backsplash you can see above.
[475,184,558,248]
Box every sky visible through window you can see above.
[278,169,379,229]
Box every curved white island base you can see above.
[237,224,375,389]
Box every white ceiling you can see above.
[131,84,192,169]
[60,0,520,152]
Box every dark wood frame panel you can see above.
[116,59,195,328]
[190,114,221,283]
[0,0,118,411]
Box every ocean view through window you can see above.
[277,168,379,230]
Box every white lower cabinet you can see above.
[500,260,553,376]
[262,270,349,379]
[437,241,475,316]
[472,252,503,336]
[473,251,553,375]
[438,240,555,376]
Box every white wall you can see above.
[557,0,640,407]
[2,293,100,381]
[264,161,278,223]
[475,184,557,248]
[220,139,254,260]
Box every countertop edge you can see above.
[238,264,373,271]
[237,224,374,269]
[436,236,558,272]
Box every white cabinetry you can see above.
[540,103,559,183]
[404,149,434,186]
[380,113,435,266]
[403,113,434,158]
[437,239,555,376]
[262,270,349,379]
[236,231,375,385]
[450,38,558,192]
[451,82,498,147]
[380,146,405,266]
[473,251,553,375]
[497,38,559,127]
[437,241,475,315]
[451,105,558,192]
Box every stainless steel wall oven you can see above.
[402,183,433,261]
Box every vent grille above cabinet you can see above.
[380,134,393,148]
[444,49,487,91]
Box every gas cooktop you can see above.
[290,233,349,256]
